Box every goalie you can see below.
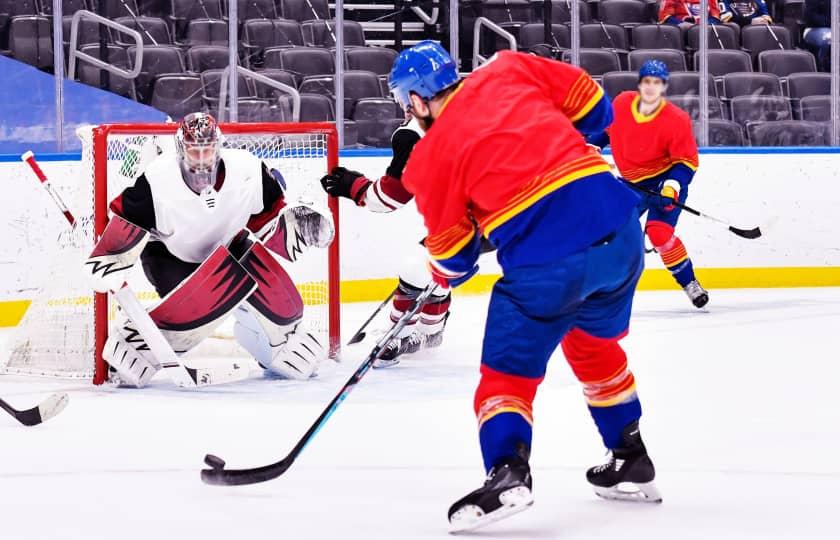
[86,113,334,388]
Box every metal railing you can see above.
[472,17,516,67]
[217,66,302,123]
[67,10,144,83]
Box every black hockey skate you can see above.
[586,421,662,503]
[683,279,709,308]
[372,332,423,368]
[448,445,534,533]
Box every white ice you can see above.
[1,287,838,540]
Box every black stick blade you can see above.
[729,225,762,239]
[0,392,69,426]
[346,331,366,345]
[201,455,294,486]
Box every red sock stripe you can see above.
[660,237,689,267]
[476,395,534,427]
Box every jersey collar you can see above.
[631,94,666,124]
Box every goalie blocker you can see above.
[87,207,333,387]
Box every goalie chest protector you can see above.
[142,148,265,263]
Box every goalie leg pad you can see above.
[102,318,161,388]
[148,245,257,354]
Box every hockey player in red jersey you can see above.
[389,43,661,532]
[594,60,709,308]
[86,113,334,387]
[319,116,451,365]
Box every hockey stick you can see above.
[621,180,762,239]
[21,151,248,388]
[0,393,69,426]
[346,287,397,345]
[201,282,440,486]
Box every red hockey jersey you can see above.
[608,91,699,184]
[401,51,638,275]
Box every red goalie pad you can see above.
[239,240,304,326]
[149,245,257,353]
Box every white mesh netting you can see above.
[3,124,336,381]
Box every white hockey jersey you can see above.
[111,148,279,264]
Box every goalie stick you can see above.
[21,150,249,388]
[0,392,69,426]
[621,179,762,239]
[200,282,440,486]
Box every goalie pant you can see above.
[346,117,451,339]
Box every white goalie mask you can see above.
[175,112,222,194]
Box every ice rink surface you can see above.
[1,287,838,540]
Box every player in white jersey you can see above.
[320,117,452,366]
[91,113,333,387]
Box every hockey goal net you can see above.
[3,122,340,384]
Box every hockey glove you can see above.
[659,179,681,211]
[320,166,371,205]
[428,260,480,289]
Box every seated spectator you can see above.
[720,1,773,26]
[659,0,721,26]
[803,0,831,71]
[659,0,722,25]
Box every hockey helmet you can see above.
[175,112,222,193]
[388,40,460,112]
[638,60,669,83]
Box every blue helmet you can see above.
[638,59,669,83]
[388,40,460,111]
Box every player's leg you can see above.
[232,236,326,380]
[561,216,661,502]
[645,185,709,308]
[376,243,451,366]
[448,259,585,531]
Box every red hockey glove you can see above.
[660,179,681,211]
[320,166,370,205]
[427,259,479,288]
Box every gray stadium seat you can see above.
[9,15,52,70]
[667,72,717,97]
[127,44,185,103]
[251,69,298,100]
[185,19,229,47]
[599,1,652,27]
[353,98,403,147]
[669,95,725,120]
[629,49,687,72]
[99,0,140,18]
[799,95,831,122]
[237,0,278,20]
[747,120,828,146]
[302,20,365,48]
[730,95,792,126]
[278,0,330,22]
[758,50,817,77]
[787,72,831,99]
[186,45,229,72]
[547,1,593,24]
[519,23,571,50]
[39,0,89,16]
[170,0,223,40]
[580,23,628,52]
[698,50,753,76]
[721,73,782,100]
[277,93,335,122]
[77,44,135,99]
[221,98,276,122]
[200,69,253,110]
[686,24,739,51]
[114,16,172,46]
[242,19,303,54]
[562,49,621,76]
[149,74,204,119]
[479,0,534,24]
[740,24,792,61]
[631,24,682,50]
[346,47,399,76]
[694,120,745,147]
[264,46,334,79]
[602,71,638,99]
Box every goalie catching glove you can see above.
[261,201,335,263]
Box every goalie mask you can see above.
[175,113,222,194]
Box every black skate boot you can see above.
[586,421,662,503]
[448,445,534,533]
[372,332,422,368]
[423,312,450,348]
[683,279,709,308]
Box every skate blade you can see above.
[449,487,534,534]
[593,481,662,504]
[372,357,401,369]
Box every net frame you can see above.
[89,122,341,385]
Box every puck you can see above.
[204,454,226,470]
